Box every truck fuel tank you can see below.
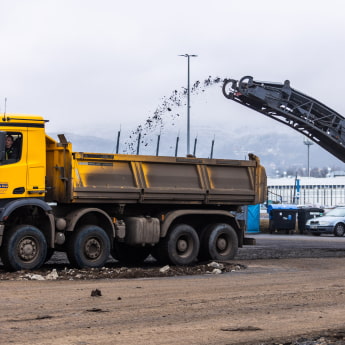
[124,217,160,245]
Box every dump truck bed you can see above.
[46,136,266,206]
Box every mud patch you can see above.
[221,326,262,332]
[8,315,53,322]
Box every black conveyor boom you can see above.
[222,76,345,163]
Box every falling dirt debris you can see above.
[123,76,224,154]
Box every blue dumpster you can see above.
[267,204,298,234]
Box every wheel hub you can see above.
[217,237,227,251]
[85,238,101,259]
[19,238,37,261]
[177,239,188,252]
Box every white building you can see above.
[267,176,345,207]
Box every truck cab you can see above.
[0,115,46,200]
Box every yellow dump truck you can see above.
[0,114,267,271]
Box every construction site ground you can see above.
[1,233,345,345]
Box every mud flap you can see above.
[243,237,256,245]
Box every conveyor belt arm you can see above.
[222,76,345,162]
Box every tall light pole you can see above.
[303,137,313,177]
[179,53,197,155]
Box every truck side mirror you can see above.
[0,131,6,161]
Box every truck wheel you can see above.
[200,223,238,261]
[112,242,151,265]
[157,224,199,265]
[1,225,47,271]
[67,225,110,268]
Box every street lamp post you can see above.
[179,53,197,155]
[303,137,313,177]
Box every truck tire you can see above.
[1,224,47,271]
[67,225,110,268]
[200,223,238,261]
[155,224,199,265]
[112,242,151,265]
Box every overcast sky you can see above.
[1,0,345,159]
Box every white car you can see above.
[305,206,345,237]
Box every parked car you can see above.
[305,206,345,236]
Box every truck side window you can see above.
[5,132,22,163]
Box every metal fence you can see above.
[268,177,345,207]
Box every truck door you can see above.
[26,126,46,195]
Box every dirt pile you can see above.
[264,330,345,345]
[0,260,245,281]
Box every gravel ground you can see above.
[2,234,345,344]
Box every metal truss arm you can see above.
[222,76,345,163]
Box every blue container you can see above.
[267,204,298,213]
[267,204,298,234]
[247,204,260,233]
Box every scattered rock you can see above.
[46,269,58,280]
[91,289,102,297]
[159,265,170,273]
[0,261,246,281]
[26,274,45,280]
[207,261,224,270]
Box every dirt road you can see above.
[1,256,345,345]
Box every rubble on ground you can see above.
[0,261,245,281]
